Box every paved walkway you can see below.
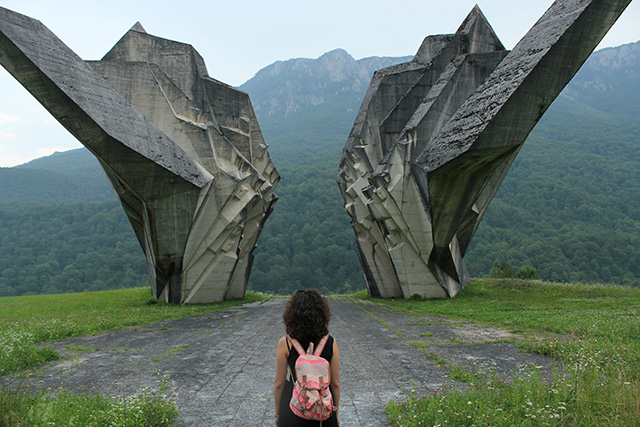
[9,296,558,426]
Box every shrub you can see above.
[516,265,540,280]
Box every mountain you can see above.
[239,49,412,166]
[0,43,639,297]
[464,42,640,284]
[0,149,113,204]
[16,148,104,175]
[240,48,412,119]
[559,41,640,116]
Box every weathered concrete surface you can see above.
[337,0,630,301]
[5,298,559,426]
[0,8,279,303]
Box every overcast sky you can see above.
[1,0,638,167]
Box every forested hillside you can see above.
[0,201,146,296]
[0,42,638,297]
[466,101,640,284]
[0,149,112,204]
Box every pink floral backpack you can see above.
[287,334,334,422]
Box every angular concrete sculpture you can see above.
[337,0,630,299]
[0,8,279,303]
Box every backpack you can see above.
[287,334,334,422]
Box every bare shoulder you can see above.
[277,335,288,349]
[277,335,290,356]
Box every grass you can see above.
[152,344,190,362]
[0,287,266,426]
[0,287,264,375]
[4,281,639,425]
[375,279,640,426]
[1,375,178,427]
[388,368,569,426]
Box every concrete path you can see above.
[9,296,558,426]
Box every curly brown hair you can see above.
[283,289,331,343]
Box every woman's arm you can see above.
[330,338,341,413]
[273,336,288,424]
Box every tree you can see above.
[490,260,514,278]
[516,265,540,280]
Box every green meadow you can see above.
[0,288,263,426]
[1,281,639,426]
[383,279,640,426]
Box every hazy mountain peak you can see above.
[318,48,359,82]
[560,41,640,115]
[319,48,353,61]
[584,40,639,70]
[240,49,411,118]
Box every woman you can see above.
[274,289,341,426]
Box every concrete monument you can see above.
[337,0,630,299]
[0,8,279,303]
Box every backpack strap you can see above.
[287,334,330,357]
[313,335,330,357]
[287,335,306,356]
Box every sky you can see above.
[1,0,638,167]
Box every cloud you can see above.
[0,130,16,139]
[0,155,26,167]
[0,112,24,124]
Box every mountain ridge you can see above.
[239,48,412,118]
[558,40,640,115]
[13,41,638,171]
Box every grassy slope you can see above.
[380,279,640,339]
[0,289,266,426]
[381,279,640,426]
[2,282,639,425]
[0,288,265,375]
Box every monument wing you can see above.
[0,7,279,303]
[338,0,630,299]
